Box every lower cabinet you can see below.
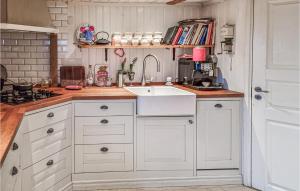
[22,147,72,191]
[136,117,195,171]
[75,144,133,173]
[1,128,22,191]
[197,100,240,170]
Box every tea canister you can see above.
[112,32,122,46]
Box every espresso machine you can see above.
[177,55,224,90]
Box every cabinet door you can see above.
[197,101,240,170]
[136,117,195,171]
[1,129,22,191]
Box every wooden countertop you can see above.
[0,86,243,166]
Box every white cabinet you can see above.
[22,147,72,191]
[136,117,195,171]
[197,100,240,170]
[75,144,133,173]
[75,116,133,144]
[1,129,22,191]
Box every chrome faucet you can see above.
[141,54,160,86]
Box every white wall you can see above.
[201,0,253,186]
[65,1,202,83]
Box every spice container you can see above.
[112,32,122,46]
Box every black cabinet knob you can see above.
[100,147,109,152]
[12,142,19,151]
[11,166,18,176]
[188,120,194,124]
[100,119,109,124]
[46,160,54,166]
[47,112,54,118]
[47,128,54,134]
[214,104,223,108]
[100,105,108,110]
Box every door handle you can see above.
[254,87,269,93]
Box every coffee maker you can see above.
[177,50,223,90]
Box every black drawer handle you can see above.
[100,147,109,152]
[47,128,54,134]
[215,104,223,108]
[47,112,54,118]
[11,166,18,176]
[46,160,54,166]
[100,105,108,110]
[12,142,19,151]
[188,120,194,124]
[100,119,109,124]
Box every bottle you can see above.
[87,64,94,86]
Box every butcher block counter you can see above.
[0,86,243,165]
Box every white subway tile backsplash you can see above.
[25,59,37,65]
[37,59,50,65]
[24,33,37,40]
[11,33,24,39]
[3,40,17,46]
[18,40,31,46]
[58,40,68,46]
[12,46,25,52]
[12,71,25,78]
[1,33,11,39]
[6,65,19,71]
[0,59,11,65]
[36,46,49,52]
[5,52,18,58]
[1,46,11,52]
[25,46,37,52]
[31,40,44,46]
[19,65,31,71]
[31,65,44,71]
[38,71,50,78]
[56,14,68,21]
[25,71,37,78]
[12,59,25,65]
[56,1,68,8]
[18,52,31,58]
[37,33,50,40]
[49,7,62,14]
[47,1,56,7]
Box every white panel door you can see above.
[136,117,195,171]
[197,101,240,170]
[252,0,300,190]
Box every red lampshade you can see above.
[193,47,206,62]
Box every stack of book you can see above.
[162,18,215,46]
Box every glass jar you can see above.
[124,32,133,45]
[153,32,163,39]
[112,32,122,46]
[120,36,128,45]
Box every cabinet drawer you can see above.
[22,147,71,191]
[22,119,72,168]
[74,102,133,116]
[23,104,72,133]
[75,116,133,144]
[75,144,133,173]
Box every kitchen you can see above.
[0,0,299,191]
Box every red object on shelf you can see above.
[193,46,206,62]
[65,85,82,90]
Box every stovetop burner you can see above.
[0,89,62,105]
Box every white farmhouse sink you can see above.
[125,86,196,116]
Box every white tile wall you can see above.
[0,0,202,83]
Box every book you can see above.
[163,26,179,45]
[196,25,206,45]
[172,26,183,45]
[191,24,203,45]
[200,27,208,45]
[178,26,190,45]
[183,25,194,45]
[205,22,213,45]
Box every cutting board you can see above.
[60,66,85,87]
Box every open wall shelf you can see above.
[77,44,214,61]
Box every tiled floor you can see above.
[97,185,257,191]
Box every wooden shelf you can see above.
[77,44,214,61]
[78,44,214,49]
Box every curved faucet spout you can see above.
[141,54,160,86]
